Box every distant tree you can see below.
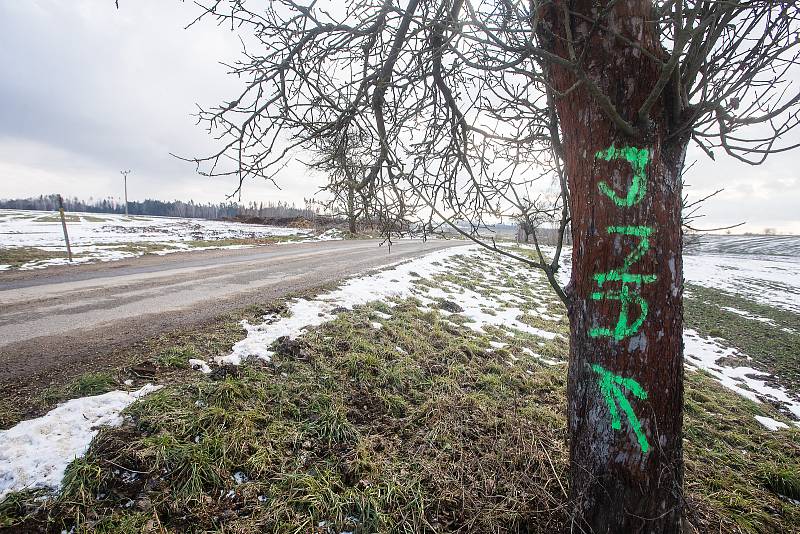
[0,195,317,221]
[311,132,381,234]
[187,1,800,530]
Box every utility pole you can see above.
[57,194,73,262]
[121,169,131,216]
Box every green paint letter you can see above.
[589,285,650,341]
[590,225,657,341]
[595,145,651,207]
[593,225,657,287]
[592,364,650,453]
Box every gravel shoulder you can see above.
[0,239,463,393]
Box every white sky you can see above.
[0,0,798,233]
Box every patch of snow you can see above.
[521,347,562,366]
[754,415,790,431]
[217,246,470,365]
[189,359,212,374]
[720,306,776,324]
[316,228,345,241]
[497,292,525,304]
[214,246,563,367]
[683,253,800,314]
[689,234,800,257]
[0,384,162,501]
[683,329,800,420]
[0,208,320,270]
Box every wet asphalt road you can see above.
[0,239,463,384]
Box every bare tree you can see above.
[184,1,800,530]
[311,132,376,234]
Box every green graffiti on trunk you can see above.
[589,285,650,341]
[593,225,657,287]
[591,224,657,340]
[588,145,656,452]
[592,364,650,453]
[595,145,651,207]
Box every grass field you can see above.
[0,209,336,270]
[0,241,798,533]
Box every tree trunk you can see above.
[346,181,357,234]
[518,223,531,243]
[541,1,687,531]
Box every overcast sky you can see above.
[0,0,798,233]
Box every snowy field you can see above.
[688,234,800,257]
[685,234,800,314]
[1,235,798,500]
[0,209,342,270]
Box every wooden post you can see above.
[57,194,73,262]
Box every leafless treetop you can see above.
[183,0,800,298]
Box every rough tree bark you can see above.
[518,221,531,243]
[541,1,687,531]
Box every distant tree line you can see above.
[0,194,318,220]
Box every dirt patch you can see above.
[0,280,339,430]
[224,214,342,229]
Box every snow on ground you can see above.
[754,415,790,431]
[689,234,800,257]
[218,245,563,366]
[0,209,306,247]
[0,384,161,501]
[314,228,345,241]
[220,240,799,426]
[719,306,776,324]
[0,209,320,269]
[189,358,212,374]
[683,252,800,314]
[683,329,800,424]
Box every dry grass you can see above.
[2,301,571,533]
[2,297,797,533]
[0,247,68,268]
[1,248,798,533]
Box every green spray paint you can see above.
[591,225,657,340]
[595,145,651,207]
[589,285,650,341]
[593,225,657,287]
[591,363,650,453]
[587,145,655,452]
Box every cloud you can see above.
[0,0,322,206]
[0,0,798,232]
